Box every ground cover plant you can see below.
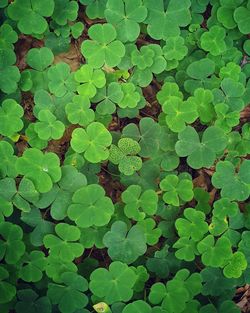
[0,0,250,312]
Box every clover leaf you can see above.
[48,272,88,313]
[175,126,228,169]
[0,24,18,49]
[145,0,191,40]
[223,252,247,278]
[122,185,158,221]
[200,26,227,56]
[44,223,83,261]
[212,160,250,201]
[68,184,114,228]
[105,0,147,42]
[0,222,25,264]
[0,99,24,137]
[122,300,152,313]
[175,208,208,242]
[80,0,107,19]
[81,23,125,68]
[160,174,193,206]
[103,221,147,264]
[15,289,51,313]
[71,123,112,163]
[48,62,77,97]
[234,5,250,34]
[109,138,142,175]
[52,0,79,25]
[16,148,61,193]
[34,109,65,140]
[75,64,106,98]
[66,95,95,126]
[0,267,16,304]
[138,218,162,246]
[19,251,47,282]
[119,83,141,109]
[8,0,55,35]
[0,142,19,177]
[90,261,137,304]
[26,47,54,72]
[163,36,188,61]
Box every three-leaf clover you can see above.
[160,174,193,206]
[109,138,142,175]
[90,261,137,304]
[105,0,147,42]
[175,126,228,169]
[223,252,247,278]
[200,25,227,56]
[71,123,112,163]
[103,221,147,264]
[52,0,79,25]
[16,148,61,193]
[122,300,152,313]
[19,251,47,282]
[0,267,16,304]
[66,95,95,126]
[81,23,125,68]
[68,184,114,228]
[43,223,83,261]
[122,185,158,221]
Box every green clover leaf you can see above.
[175,126,228,169]
[81,23,125,68]
[190,88,215,123]
[15,289,51,313]
[163,36,188,61]
[90,261,137,304]
[0,267,16,304]
[52,0,79,25]
[105,0,147,42]
[212,160,250,201]
[66,95,95,126]
[215,103,240,132]
[19,251,47,282]
[200,26,227,56]
[8,0,55,35]
[175,208,208,241]
[213,198,239,220]
[68,184,114,228]
[48,272,88,313]
[16,148,61,193]
[0,99,24,137]
[122,300,152,313]
[103,221,147,264]
[71,122,112,163]
[173,237,198,261]
[197,235,232,267]
[48,62,77,97]
[0,222,25,264]
[119,83,141,109]
[34,109,65,140]
[160,174,193,206]
[122,185,158,221]
[43,223,83,261]
[138,218,162,246]
[80,0,107,19]
[234,5,250,34]
[109,138,142,175]
[0,24,18,49]
[75,64,106,98]
[26,47,54,72]
[223,252,247,278]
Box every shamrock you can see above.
[163,36,188,61]
[0,99,24,137]
[80,0,107,19]
[71,122,112,163]
[15,289,51,313]
[52,0,79,26]
[68,183,114,228]
[173,236,198,261]
[75,64,106,98]
[234,5,250,34]
[16,148,61,193]
[119,83,141,108]
[103,221,147,264]
[175,208,208,241]
[90,261,137,304]
[138,218,162,246]
[223,252,247,278]
[19,251,47,282]
[7,0,55,35]
[48,62,77,97]
[175,126,228,169]
[43,223,84,261]
[197,235,233,267]
[144,0,191,40]
[0,24,18,49]
[48,272,88,313]
[81,23,125,68]
[159,174,193,206]
[34,109,65,140]
[131,45,166,87]
[213,198,239,220]
[200,26,227,56]
[105,0,147,42]
[0,267,16,304]
[0,222,25,264]
[211,160,250,201]
[220,78,245,111]
[161,96,198,133]
[122,185,158,221]
[122,300,152,313]
[92,82,124,115]
[109,138,142,175]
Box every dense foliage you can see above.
[0,0,250,312]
